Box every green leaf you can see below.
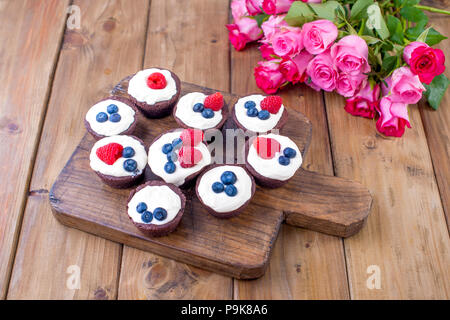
[309,1,344,22]
[284,1,314,26]
[400,6,428,24]
[253,13,269,28]
[386,15,404,44]
[395,0,420,6]
[350,0,373,22]
[366,3,390,40]
[406,23,448,46]
[361,35,380,45]
[382,55,398,74]
[424,75,450,110]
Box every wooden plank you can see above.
[117,0,233,299]
[7,0,150,299]
[325,87,450,297]
[0,0,70,299]
[231,48,350,298]
[419,16,450,230]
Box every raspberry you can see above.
[180,129,204,147]
[253,137,281,160]
[204,92,224,111]
[96,143,123,165]
[260,96,282,114]
[147,72,167,89]
[178,147,203,168]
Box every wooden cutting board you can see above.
[50,78,372,279]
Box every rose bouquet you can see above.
[227,0,449,137]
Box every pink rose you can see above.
[389,66,425,104]
[345,82,380,119]
[301,20,338,55]
[261,14,288,43]
[331,35,370,75]
[272,26,303,57]
[254,59,286,94]
[231,0,249,22]
[227,18,262,51]
[259,43,275,59]
[280,52,313,84]
[336,72,367,97]
[404,41,445,85]
[376,96,411,137]
[306,52,337,91]
[245,0,263,15]
[262,0,295,15]
[290,50,314,83]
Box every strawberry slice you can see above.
[204,92,224,111]
[96,143,123,165]
[253,137,281,160]
[260,96,282,114]
[178,147,203,168]
[180,129,204,147]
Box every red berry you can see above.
[178,147,203,168]
[96,143,123,165]
[147,72,167,89]
[260,96,282,114]
[204,92,224,111]
[180,129,204,147]
[253,137,281,160]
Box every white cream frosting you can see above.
[148,131,212,186]
[85,99,136,136]
[174,92,223,129]
[247,133,302,181]
[128,68,177,105]
[234,94,285,133]
[90,135,147,177]
[127,185,181,225]
[197,166,253,213]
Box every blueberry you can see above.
[257,110,270,120]
[244,100,256,109]
[167,151,178,162]
[96,112,108,123]
[123,159,137,172]
[107,104,119,114]
[172,138,183,149]
[123,147,135,158]
[164,161,176,174]
[225,185,238,197]
[136,202,147,214]
[221,171,237,185]
[153,207,167,221]
[162,143,173,154]
[246,107,258,117]
[141,211,153,223]
[202,108,214,119]
[193,103,204,112]
[212,182,224,193]
[283,147,297,159]
[278,156,290,166]
[109,113,121,122]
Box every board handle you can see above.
[255,169,372,237]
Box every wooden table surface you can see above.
[0,0,448,300]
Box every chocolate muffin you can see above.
[196,164,255,219]
[245,133,302,188]
[127,67,181,118]
[147,128,212,188]
[173,92,228,130]
[127,181,186,237]
[85,96,139,140]
[232,94,288,134]
[89,135,147,188]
